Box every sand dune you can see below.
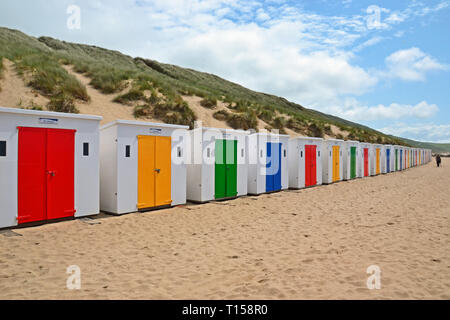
[0,59,50,108]
[0,159,448,300]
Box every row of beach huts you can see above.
[0,107,432,229]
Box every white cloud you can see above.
[378,123,450,143]
[325,99,439,122]
[384,48,448,81]
[353,36,384,52]
[381,0,450,27]
[0,0,448,130]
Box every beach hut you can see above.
[371,144,383,175]
[402,147,406,169]
[100,120,188,214]
[321,139,344,184]
[342,140,359,181]
[186,127,248,203]
[248,132,289,195]
[0,107,101,229]
[393,146,400,171]
[384,145,393,173]
[288,137,323,189]
[407,148,410,168]
[379,145,387,174]
[359,143,372,178]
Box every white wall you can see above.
[100,125,118,213]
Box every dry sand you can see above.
[0,59,50,108]
[62,65,159,125]
[0,159,448,300]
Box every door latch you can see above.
[47,171,55,177]
[155,169,161,173]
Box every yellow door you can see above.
[155,136,172,207]
[332,146,340,182]
[138,136,156,209]
[137,136,172,209]
[376,149,380,175]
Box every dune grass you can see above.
[200,97,217,109]
[213,109,258,130]
[0,56,3,91]
[0,27,416,147]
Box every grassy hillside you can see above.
[396,137,450,154]
[0,26,442,149]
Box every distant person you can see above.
[436,154,441,167]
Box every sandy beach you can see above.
[0,159,448,300]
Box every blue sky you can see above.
[1,0,449,142]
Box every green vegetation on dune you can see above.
[0,28,88,112]
[1,26,444,150]
[0,56,4,91]
[395,137,450,154]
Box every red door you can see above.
[305,145,317,187]
[18,128,47,224]
[364,148,369,177]
[18,127,75,224]
[46,129,76,220]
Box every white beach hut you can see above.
[404,147,410,169]
[321,139,344,184]
[371,144,383,176]
[100,120,188,215]
[0,107,101,229]
[186,127,248,203]
[379,145,387,174]
[359,142,372,178]
[248,132,289,195]
[384,145,394,173]
[393,145,400,171]
[342,140,359,181]
[288,137,323,189]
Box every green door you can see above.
[395,149,398,171]
[350,147,356,179]
[215,139,226,199]
[225,140,238,198]
[215,139,237,199]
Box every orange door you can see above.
[332,146,340,182]
[155,136,172,207]
[376,149,380,175]
[137,135,172,210]
[138,136,156,209]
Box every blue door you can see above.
[400,150,403,170]
[266,143,282,192]
[386,149,390,173]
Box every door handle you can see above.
[47,171,56,177]
[155,169,161,173]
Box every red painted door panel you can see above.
[305,145,317,187]
[17,127,75,224]
[18,127,47,224]
[305,146,310,187]
[364,148,369,177]
[312,147,317,185]
[46,129,76,220]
